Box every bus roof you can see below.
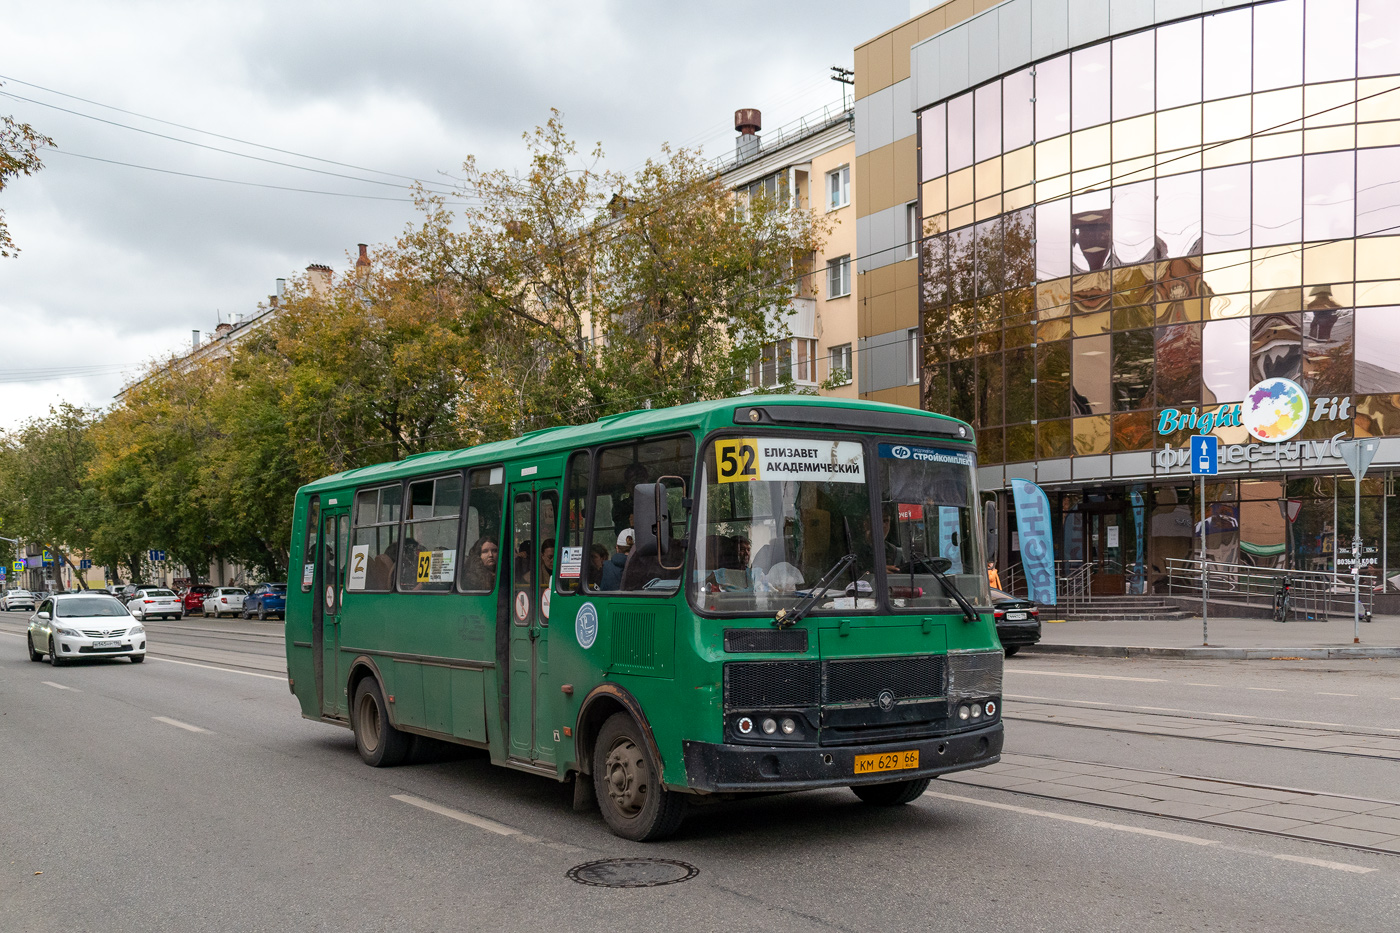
[297,395,972,494]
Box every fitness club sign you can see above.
[1155,378,1352,473]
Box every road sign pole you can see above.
[1355,477,1362,644]
[1201,473,1208,647]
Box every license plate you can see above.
[854,749,920,774]
[1005,611,1027,620]
[93,640,120,648]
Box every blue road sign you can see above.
[11,560,23,573]
[148,549,166,563]
[79,558,92,569]
[41,548,54,565]
[1190,434,1219,475]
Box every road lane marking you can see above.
[1186,683,1221,687]
[923,790,1219,845]
[1007,670,1165,683]
[925,790,1378,874]
[148,656,284,680]
[1317,693,1357,697]
[392,794,520,836]
[1005,694,1111,704]
[41,681,78,691]
[152,716,209,733]
[1247,687,1286,692]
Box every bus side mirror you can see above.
[929,557,953,574]
[984,500,998,559]
[633,483,671,559]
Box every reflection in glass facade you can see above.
[918,0,1400,464]
[915,0,1400,592]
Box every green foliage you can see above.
[2,115,823,580]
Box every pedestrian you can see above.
[986,560,1002,590]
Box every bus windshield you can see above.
[692,435,873,614]
[691,435,986,615]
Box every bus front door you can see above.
[506,483,559,764]
[317,508,350,717]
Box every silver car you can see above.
[202,587,247,618]
[128,587,183,621]
[27,593,146,665]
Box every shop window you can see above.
[1358,0,1400,78]
[1357,147,1400,236]
[1156,19,1202,110]
[1003,67,1034,152]
[1204,8,1251,100]
[1036,340,1071,420]
[1203,164,1252,252]
[1005,424,1035,462]
[1111,329,1154,411]
[948,92,974,173]
[921,104,947,181]
[1155,323,1203,409]
[974,81,1001,163]
[1253,0,1303,92]
[1302,303,1354,396]
[949,358,975,424]
[1306,0,1356,84]
[1035,198,1072,281]
[1074,415,1112,455]
[1071,44,1110,131]
[976,353,1002,425]
[1112,31,1155,121]
[1304,151,1355,241]
[1111,411,1155,451]
[1072,335,1112,416]
[1250,313,1303,384]
[1252,157,1302,247]
[1035,54,1070,140]
[1112,180,1156,266]
[1354,307,1400,393]
[1036,419,1072,459]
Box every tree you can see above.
[0,404,99,589]
[1,96,53,258]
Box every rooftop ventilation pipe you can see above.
[735,109,761,161]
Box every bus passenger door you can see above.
[318,508,350,717]
[506,483,558,764]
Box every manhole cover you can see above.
[566,857,699,888]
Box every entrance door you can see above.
[1088,511,1125,595]
[506,483,559,764]
[317,508,350,716]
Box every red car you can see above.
[181,584,215,614]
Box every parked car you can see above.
[181,584,215,615]
[116,584,141,604]
[27,592,145,665]
[127,587,183,621]
[990,587,1041,656]
[242,583,287,620]
[2,589,37,612]
[203,586,247,618]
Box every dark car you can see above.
[990,587,1040,656]
[242,583,287,620]
[181,584,215,615]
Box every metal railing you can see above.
[1164,557,1375,620]
[1058,562,1094,600]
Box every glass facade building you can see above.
[913,0,1400,595]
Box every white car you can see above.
[3,589,37,612]
[202,587,247,618]
[27,593,145,665]
[127,588,183,621]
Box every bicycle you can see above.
[1272,575,1292,623]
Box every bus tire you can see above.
[352,677,411,767]
[592,712,686,842]
[851,777,932,806]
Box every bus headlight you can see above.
[761,718,778,735]
[780,718,796,735]
[958,705,970,720]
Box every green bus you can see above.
[285,396,1004,840]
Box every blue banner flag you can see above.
[1010,478,1057,606]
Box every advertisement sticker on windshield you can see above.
[714,437,865,484]
[878,443,973,465]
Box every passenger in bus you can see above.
[587,544,609,591]
[366,539,399,591]
[611,463,652,531]
[709,535,754,591]
[539,538,555,587]
[514,539,533,583]
[599,528,633,590]
[462,538,498,590]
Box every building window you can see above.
[829,343,852,385]
[749,338,819,389]
[826,255,851,299]
[827,165,850,211]
[905,202,919,259]
[907,329,920,385]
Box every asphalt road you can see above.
[2,611,1398,932]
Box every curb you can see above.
[1022,643,1400,660]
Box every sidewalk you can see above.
[1024,615,1400,659]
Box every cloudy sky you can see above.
[0,0,908,429]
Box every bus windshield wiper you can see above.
[925,557,980,623]
[774,553,857,629]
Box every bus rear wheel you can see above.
[592,712,687,841]
[851,777,932,806]
[352,677,411,767]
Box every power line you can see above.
[0,89,471,200]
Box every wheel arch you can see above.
[574,683,663,778]
[345,655,396,727]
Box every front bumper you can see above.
[996,622,1041,647]
[53,634,147,658]
[682,721,1003,793]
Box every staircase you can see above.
[1047,595,1189,622]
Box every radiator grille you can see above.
[611,610,657,669]
[724,628,808,653]
[948,650,1003,698]
[823,656,945,705]
[724,661,820,709]
[81,629,128,638]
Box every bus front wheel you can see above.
[592,712,687,842]
[352,677,411,767]
[851,777,932,806]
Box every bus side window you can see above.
[460,467,504,593]
[302,497,320,592]
[557,451,590,594]
[592,435,696,593]
[349,484,402,593]
[398,473,463,592]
